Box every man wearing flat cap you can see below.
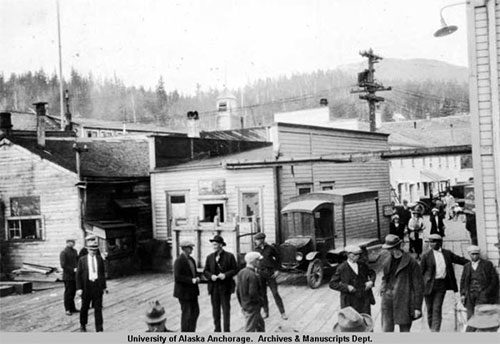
[174,240,200,332]
[76,238,107,332]
[203,235,238,332]
[380,234,424,332]
[460,245,499,326]
[145,300,173,332]
[237,251,265,332]
[60,238,79,315]
[420,233,468,332]
[330,245,376,315]
[254,232,287,320]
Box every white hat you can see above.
[344,245,362,254]
[244,251,262,264]
[467,245,480,254]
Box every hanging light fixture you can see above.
[433,2,466,37]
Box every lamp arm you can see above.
[439,1,467,21]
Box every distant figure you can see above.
[444,191,455,220]
[254,232,287,320]
[236,252,265,332]
[463,210,478,245]
[380,234,424,332]
[329,245,376,315]
[389,214,405,240]
[466,305,500,332]
[460,245,499,327]
[60,238,79,316]
[174,240,200,332]
[429,208,445,237]
[203,235,238,332]
[397,200,412,231]
[407,210,425,259]
[145,301,173,332]
[420,234,469,332]
[76,239,107,332]
[332,307,374,332]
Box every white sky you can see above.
[1,0,468,94]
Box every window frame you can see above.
[6,215,45,241]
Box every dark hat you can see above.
[86,240,99,250]
[382,234,402,249]
[254,232,266,240]
[209,235,226,246]
[145,300,167,324]
[333,307,374,332]
[467,304,500,329]
[66,239,76,243]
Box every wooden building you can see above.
[151,122,391,267]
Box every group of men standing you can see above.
[173,233,286,332]
[329,233,499,332]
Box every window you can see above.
[320,181,335,191]
[166,192,188,237]
[7,196,44,240]
[460,154,473,169]
[86,130,99,138]
[446,156,449,168]
[400,159,404,167]
[202,203,224,222]
[296,183,313,195]
[438,157,442,168]
[218,102,227,112]
[411,158,415,167]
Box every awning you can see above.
[281,200,332,214]
[114,198,148,209]
[420,170,449,182]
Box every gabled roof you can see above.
[200,127,269,142]
[9,111,61,131]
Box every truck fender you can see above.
[306,251,319,261]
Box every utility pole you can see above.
[351,48,391,132]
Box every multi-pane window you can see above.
[7,196,44,240]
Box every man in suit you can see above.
[420,234,469,332]
[254,232,287,320]
[460,245,499,323]
[60,238,79,315]
[76,238,107,332]
[203,235,238,332]
[429,208,445,237]
[237,252,265,332]
[174,240,200,332]
[329,245,376,315]
[397,200,412,231]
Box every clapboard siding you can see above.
[0,142,81,271]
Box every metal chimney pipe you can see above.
[33,102,48,147]
[0,112,13,137]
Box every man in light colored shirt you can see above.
[420,234,468,332]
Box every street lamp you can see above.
[434,2,466,37]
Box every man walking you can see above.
[76,239,107,332]
[380,234,424,332]
[60,238,79,316]
[203,235,238,332]
[429,208,445,237]
[397,200,412,231]
[254,232,287,320]
[420,234,469,332]
[237,252,265,332]
[329,245,376,315]
[173,240,200,332]
[460,245,499,324]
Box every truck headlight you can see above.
[296,252,303,261]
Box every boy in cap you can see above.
[237,251,265,332]
[254,232,287,320]
[173,240,200,332]
[460,245,499,322]
[145,300,172,332]
[329,245,376,315]
[60,238,79,315]
[420,234,469,332]
[203,235,238,332]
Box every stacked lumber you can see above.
[10,262,62,286]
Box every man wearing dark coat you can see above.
[237,252,265,332]
[460,245,499,323]
[420,234,469,332]
[173,240,200,332]
[397,200,412,230]
[329,245,376,315]
[380,234,424,332]
[203,235,238,332]
[429,208,445,237]
[76,239,107,332]
[60,238,79,315]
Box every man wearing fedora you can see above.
[420,233,469,332]
[60,238,79,316]
[145,300,173,332]
[237,251,265,332]
[203,235,238,332]
[329,245,376,315]
[333,307,374,332]
[380,234,424,332]
[466,304,500,332]
[76,238,107,332]
[254,232,287,320]
[174,240,200,332]
[429,208,445,238]
[460,245,499,324]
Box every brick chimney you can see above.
[33,102,47,147]
[0,112,13,138]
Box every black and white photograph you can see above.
[0,0,499,340]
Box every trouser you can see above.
[80,282,104,331]
[179,298,199,332]
[261,272,285,314]
[424,280,447,332]
[242,308,265,332]
[210,286,231,332]
[381,293,412,332]
[63,280,77,312]
[465,291,482,332]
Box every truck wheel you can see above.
[306,259,323,289]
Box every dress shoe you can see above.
[71,309,80,313]
[65,310,72,316]
[281,313,289,320]
[80,326,87,332]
